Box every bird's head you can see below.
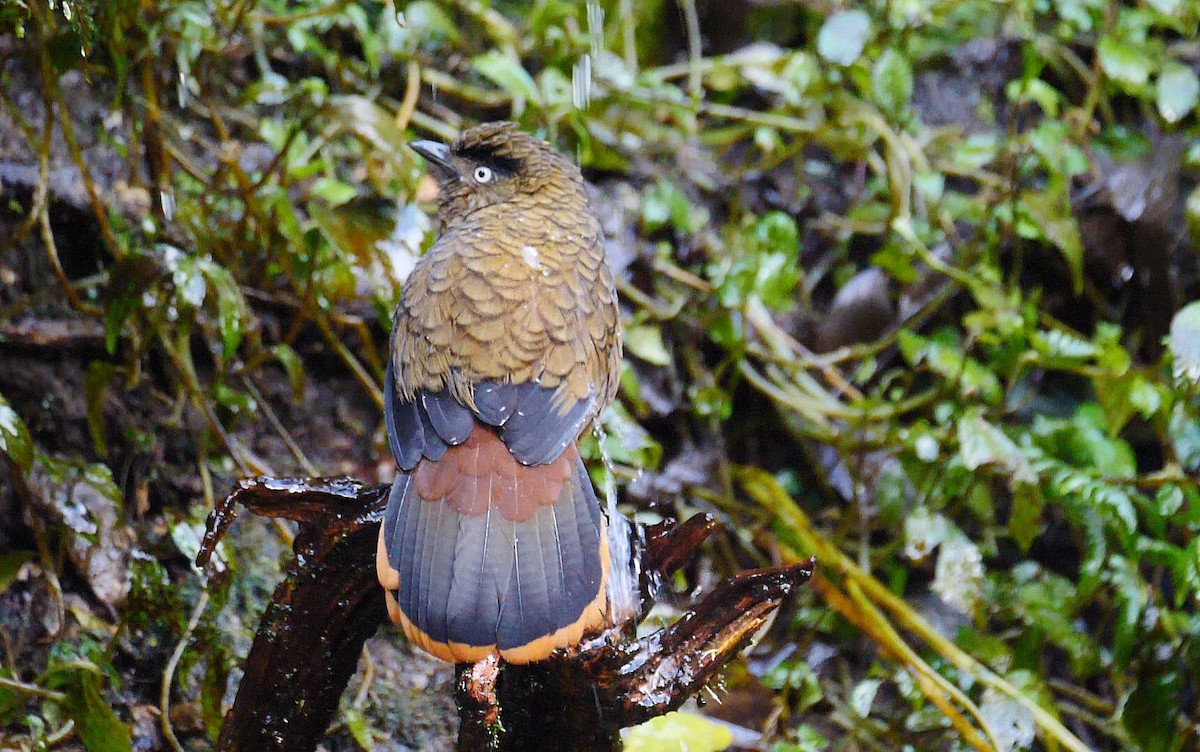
[410,122,586,224]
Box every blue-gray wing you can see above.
[385,364,596,469]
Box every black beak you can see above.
[410,139,453,176]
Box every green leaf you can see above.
[1169,300,1200,384]
[1019,190,1083,293]
[472,50,540,103]
[849,678,882,717]
[100,244,164,354]
[1157,63,1199,123]
[1097,36,1154,89]
[272,344,306,401]
[623,711,733,752]
[642,180,705,234]
[624,324,672,366]
[1009,482,1044,552]
[744,212,802,310]
[1187,183,1200,244]
[309,176,358,206]
[898,331,1001,403]
[0,392,33,472]
[958,411,1036,484]
[329,95,407,154]
[590,401,662,471]
[1123,668,1181,752]
[55,668,133,752]
[403,1,462,42]
[871,48,912,115]
[85,361,114,458]
[817,10,871,66]
[343,705,374,749]
[199,261,249,359]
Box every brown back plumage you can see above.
[393,122,621,414]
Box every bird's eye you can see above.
[473,166,494,184]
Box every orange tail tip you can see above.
[377,428,610,664]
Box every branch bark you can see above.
[197,477,813,751]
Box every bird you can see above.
[375,122,622,664]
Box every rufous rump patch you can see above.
[412,426,575,521]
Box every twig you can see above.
[312,312,385,410]
[241,376,320,476]
[394,60,422,132]
[618,0,638,74]
[53,82,122,261]
[743,469,1095,752]
[0,675,67,703]
[679,0,703,102]
[38,203,100,316]
[252,0,353,26]
[45,719,75,746]
[161,591,211,752]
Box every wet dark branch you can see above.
[197,477,812,752]
[196,477,389,752]
[455,559,814,751]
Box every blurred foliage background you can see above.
[2,0,1200,750]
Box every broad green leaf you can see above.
[623,711,733,752]
[101,249,162,354]
[590,401,662,471]
[53,668,133,752]
[624,324,672,366]
[1169,402,1200,473]
[958,411,1036,484]
[817,10,871,66]
[403,1,462,42]
[642,180,705,234]
[309,176,358,206]
[1157,63,1199,123]
[1097,36,1153,89]
[1188,183,1200,243]
[329,95,407,153]
[871,48,912,115]
[953,133,999,170]
[898,331,1001,403]
[200,261,249,358]
[472,50,540,103]
[1123,669,1182,752]
[849,678,882,717]
[272,344,306,401]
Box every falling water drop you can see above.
[160,189,176,222]
[593,423,640,626]
[177,65,190,109]
[586,0,604,59]
[572,54,592,110]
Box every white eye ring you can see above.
[473,166,494,184]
